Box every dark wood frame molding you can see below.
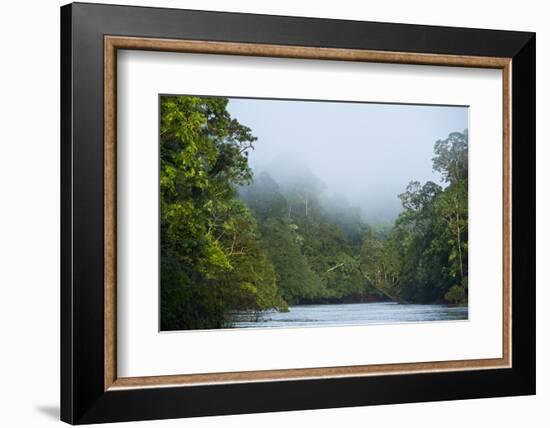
[62,2,535,424]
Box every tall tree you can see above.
[433,130,469,303]
[160,96,284,330]
[360,130,469,305]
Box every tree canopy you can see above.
[160,95,468,331]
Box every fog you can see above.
[228,98,468,222]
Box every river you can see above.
[231,302,468,328]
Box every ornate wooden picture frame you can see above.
[61,2,535,424]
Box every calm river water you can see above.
[232,302,468,328]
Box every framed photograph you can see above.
[60,2,535,424]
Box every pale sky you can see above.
[228,98,468,221]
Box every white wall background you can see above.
[0,0,546,426]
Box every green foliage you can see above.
[241,173,371,304]
[258,217,324,304]
[362,130,469,304]
[160,96,285,330]
[160,95,469,331]
[359,226,402,301]
[445,280,468,306]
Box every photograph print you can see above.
[160,95,469,331]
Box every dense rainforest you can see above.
[160,95,468,331]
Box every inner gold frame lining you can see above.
[104,35,512,391]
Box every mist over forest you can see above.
[160,95,469,331]
[229,98,467,222]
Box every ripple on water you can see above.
[231,302,468,329]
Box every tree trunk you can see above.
[358,266,407,303]
[455,196,464,280]
[326,262,346,273]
